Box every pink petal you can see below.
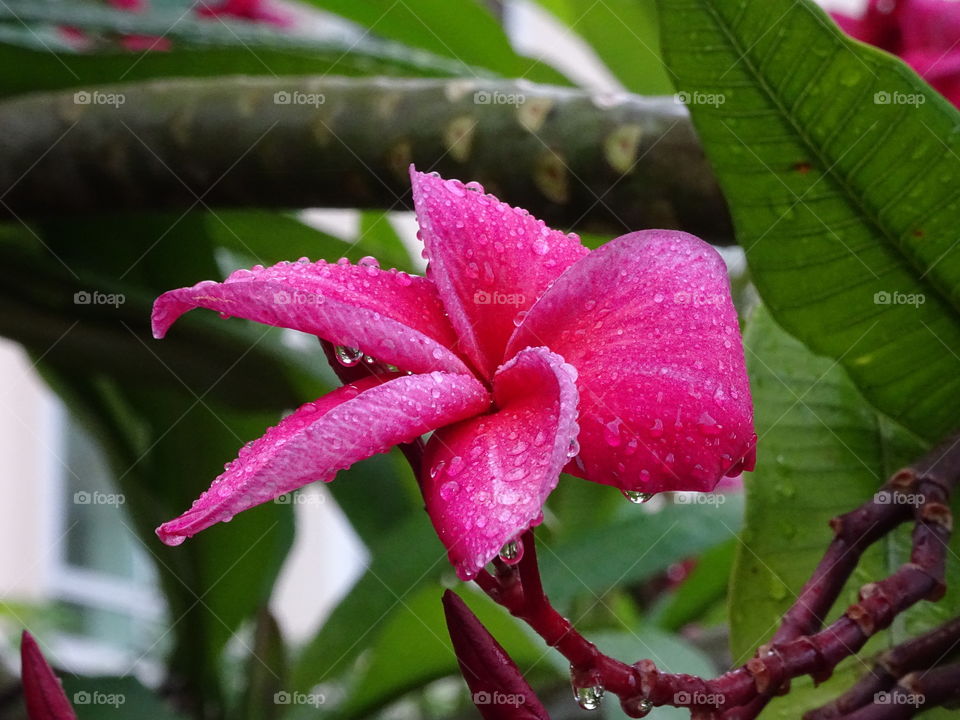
[422,347,579,580]
[20,631,77,720]
[897,0,960,56]
[902,49,960,107]
[152,259,470,375]
[507,230,755,495]
[410,167,588,379]
[442,591,550,720]
[157,372,489,545]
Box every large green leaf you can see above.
[0,22,475,100]
[657,0,960,443]
[302,0,567,84]
[731,307,960,717]
[534,0,674,94]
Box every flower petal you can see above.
[20,631,77,720]
[152,259,470,375]
[157,372,489,545]
[422,347,579,580]
[507,230,755,495]
[410,167,588,378]
[442,591,550,720]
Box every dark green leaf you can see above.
[657,0,960,442]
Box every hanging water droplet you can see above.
[620,696,653,717]
[573,684,604,711]
[334,345,364,367]
[566,437,580,458]
[499,538,523,564]
[623,490,654,504]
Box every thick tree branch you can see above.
[0,77,732,242]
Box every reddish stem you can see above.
[470,433,960,718]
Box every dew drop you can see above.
[499,538,523,564]
[604,419,622,447]
[465,180,484,193]
[567,437,580,458]
[439,480,459,500]
[623,490,654,504]
[395,271,413,287]
[513,310,528,327]
[573,684,604,711]
[649,418,664,438]
[334,345,364,367]
[620,696,653,717]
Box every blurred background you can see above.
[0,1,867,719]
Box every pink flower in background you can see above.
[196,0,292,27]
[834,0,960,106]
[151,167,755,579]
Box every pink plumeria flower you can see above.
[152,167,755,580]
[834,0,960,107]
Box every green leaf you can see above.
[652,538,735,632]
[290,515,450,692]
[731,306,960,716]
[61,675,188,720]
[337,584,553,719]
[534,0,674,94]
[0,32,474,100]
[656,0,960,442]
[302,0,566,83]
[539,495,743,608]
[238,608,288,720]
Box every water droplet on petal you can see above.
[604,419,622,447]
[334,345,364,367]
[499,538,523,564]
[465,180,484,193]
[439,480,459,500]
[623,490,654,504]
[567,437,580,458]
[513,310,528,327]
[649,418,664,438]
[395,271,413,287]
